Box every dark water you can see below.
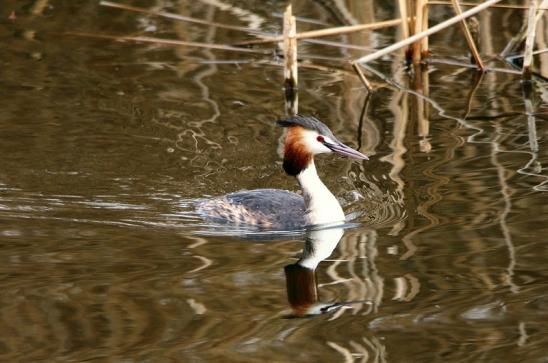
[1,1,548,362]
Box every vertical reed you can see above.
[283,4,298,115]
[398,0,412,62]
[412,0,425,64]
[283,4,298,91]
[421,0,429,58]
[523,0,539,80]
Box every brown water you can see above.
[1,1,548,362]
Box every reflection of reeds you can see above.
[100,0,265,33]
[328,336,387,363]
[491,123,519,293]
[65,32,268,54]
[323,229,384,316]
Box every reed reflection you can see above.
[284,225,371,317]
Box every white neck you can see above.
[296,161,345,226]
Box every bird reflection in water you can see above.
[284,225,371,318]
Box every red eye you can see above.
[317,135,324,142]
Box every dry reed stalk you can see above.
[398,0,411,62]
[428,1,548,11]
[398,0,409,40]
[235,18,402,46]
[351,61,372,91]
[451,0,484,70]
[412,0,425,64]
[100,1,264,34]
[405,0,415,62]
[421,0,429,58]
[355,0,501,65]
[65,32,268,54]
[407,0,415,37]
[523,0,539,80]
[283,4,298,91]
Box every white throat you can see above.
[296,161,345,226]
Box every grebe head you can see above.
[277,115,368,176]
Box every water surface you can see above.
[1,1,548,362]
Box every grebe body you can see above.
[198,189,305,229]
[197,116,368,229]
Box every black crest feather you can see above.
[276,115,337,141]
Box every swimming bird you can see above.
[197,115,368,229]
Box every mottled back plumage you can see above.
[197,189,306,230]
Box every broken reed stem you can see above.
[65,32,268,54]
[283,4,298,92]
[428,0,548,11]
[351,61,372,91]
[235,18,402,46]
[451,0,484,70]
[523,0,539,80]
[356,0,501,65]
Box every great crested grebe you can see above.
[197,115,368,229]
